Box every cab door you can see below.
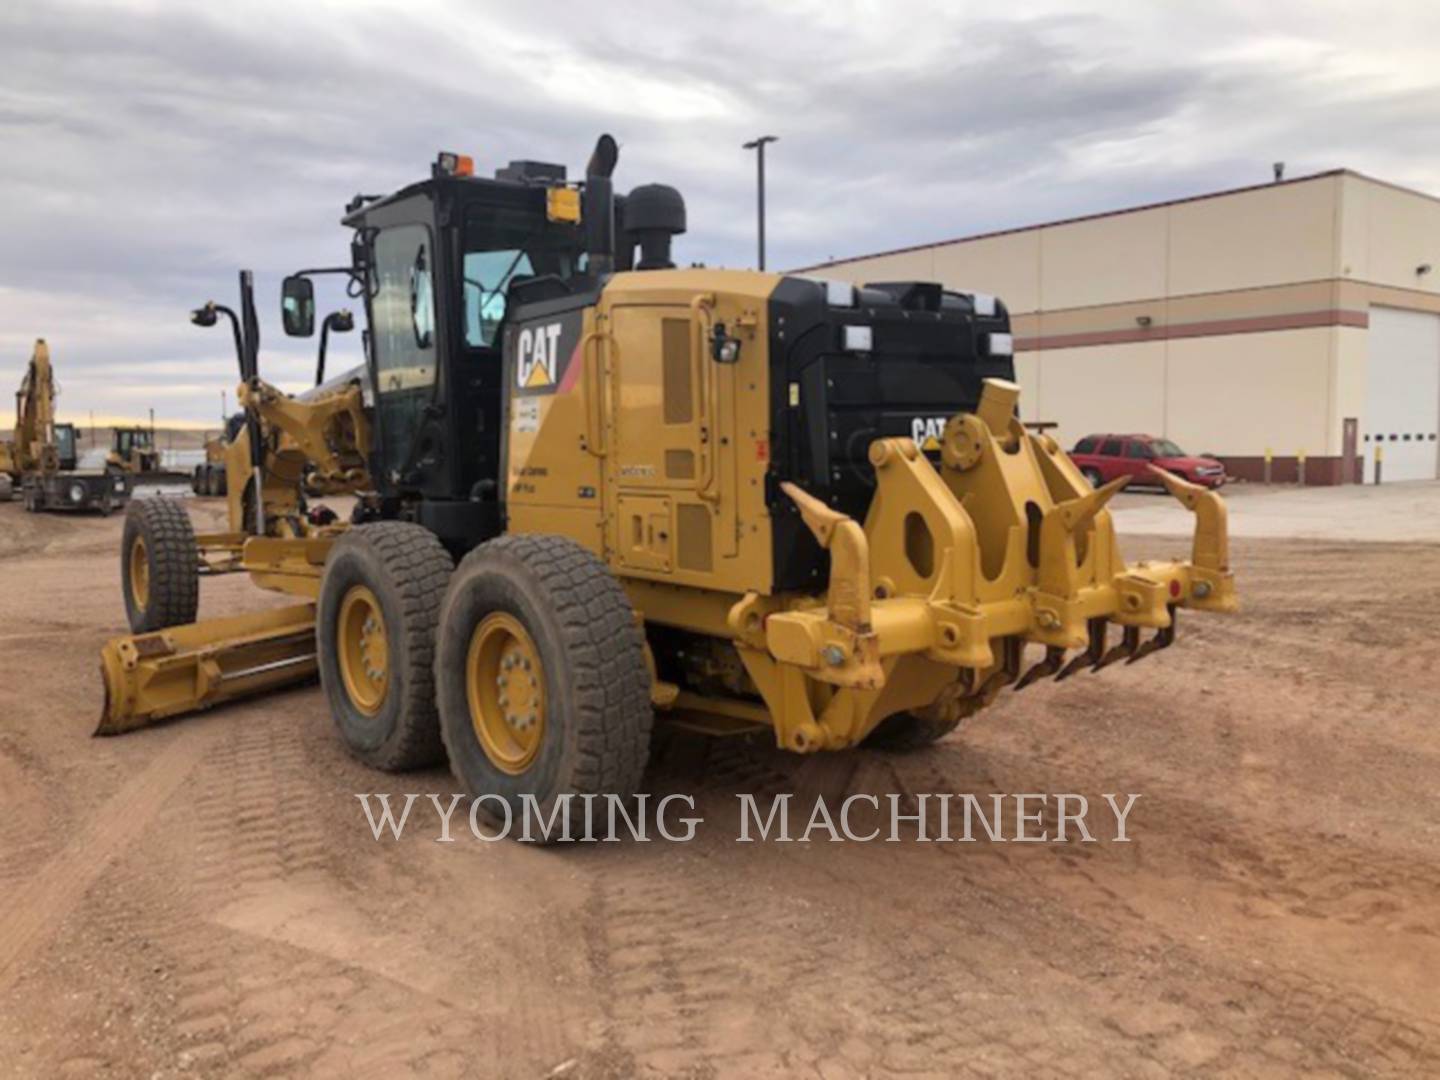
[367,220,440,488]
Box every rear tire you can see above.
[122,497,199,632]
[435,534,653,830]
[866,710,962,752]
[317,522,453,771]
[1081,467,1104,489]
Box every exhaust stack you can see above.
[583,134,619,276]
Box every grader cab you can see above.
[101,135,1236,818]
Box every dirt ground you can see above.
[1,494,1438,1078]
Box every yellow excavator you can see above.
[1,339,130,511]
[0,338,60,501]
[101,136,1236,818]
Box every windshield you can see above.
[464,248,534,347]
[1151,439,1185,457]
[461,202,584,348]
[55,425,75,459]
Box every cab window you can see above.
[1124,441,1152,459]
[371,224,436,390]
[460,200,585,350]
[464,249,534,348]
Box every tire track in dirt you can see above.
[579,729,1440,1076]
[577,736,843,1076]
[878,748,1440,1076]
[0,729,206,990]
[117,703,588,1077]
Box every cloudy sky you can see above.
[2,0,1438,425]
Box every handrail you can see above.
[690,294,718,501]
[580,329,607,457]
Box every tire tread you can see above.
[441,534,653,797]
[123,497,199,631]
[323,521,453,771]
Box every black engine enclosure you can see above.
[766,276,1015,591]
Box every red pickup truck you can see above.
[1070,434,1226,489]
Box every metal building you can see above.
[804,170,1440,484]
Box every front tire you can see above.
[435,535,653,825]
[122,497,199,632]
[317,522,453,771]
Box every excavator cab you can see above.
[54,422,79,471]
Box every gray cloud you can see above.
[1,0,1437,422]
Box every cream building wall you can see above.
[807,171,1440,482]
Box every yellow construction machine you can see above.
[190,429,230,496]
[0,338,61,500]
[1,339,131,511]
[101,136,1236,816]
[107,426,161,475]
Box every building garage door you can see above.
[1365,307,1440,482]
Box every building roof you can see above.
[796,168,1440,273]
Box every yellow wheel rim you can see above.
[466,612,546,775]
[337,585,389,715]
[129,536,149,609]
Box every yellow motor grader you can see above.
[101,136,1235,814]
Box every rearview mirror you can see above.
[281,275,316,337]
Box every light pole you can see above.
[742,135,778,270]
